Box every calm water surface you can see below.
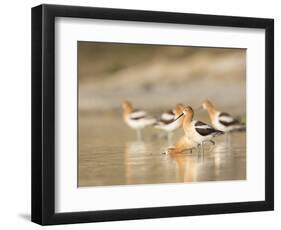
[78,113,246,187]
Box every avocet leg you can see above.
[136,129,142,141]
[201,142,204,155]
[197,144,201,154]
[167,132,173,145]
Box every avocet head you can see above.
[182,106,193,115]
[202,99,213,110]
[174,105,193,121]
[122,100,133,112]
[175,103,184,115]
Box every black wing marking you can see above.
[195,128,223,136]
[219,120,240,126]
[158,118,174,125]
[130,109,147,120]
[131,116,146,120]
[195,121,207,127]
[218,112,240,127]
[195,121,224,136]
[160,110,175,121]
[219,112,231,117]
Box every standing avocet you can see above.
[154,103,184,144]
[174,106,224,153]
[122,100,156,140]
[201,99,245,133]
[164,135,197,155]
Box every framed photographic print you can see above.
[31,4,274,225]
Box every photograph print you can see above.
[78,42,246,187]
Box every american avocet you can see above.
[154,103,184,144]
[174,106,224,153]
[201,100,245,133]
[122,101,156,140]
[164,135,197,155]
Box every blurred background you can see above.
[78,42,246,115]
[78,42,246,187]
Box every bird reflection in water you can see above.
[124,141,147,184]
[166,136,227,183]
[121,125,245,185]
[165,136,199,182]
[124,140,180,185]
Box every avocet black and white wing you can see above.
[195,121,224,137]
[160,110,175,121]
[218,112,240,127]
[154,110,175,125]
[129,109,147,120]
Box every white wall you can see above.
[0,0,279,229]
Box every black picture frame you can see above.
[31,4,274,225]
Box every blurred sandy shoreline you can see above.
[78,42,246,115]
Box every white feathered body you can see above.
[124,110,156,130]
[154,110,183,132]
[212,111,245,132]
[184,120,224,144]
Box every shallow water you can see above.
[78,113,246,187]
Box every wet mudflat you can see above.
[78,113,246,187]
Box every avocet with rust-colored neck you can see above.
[175,106,224,153]
[202,99,245,133]
[154,103,184,143]
[122,100,156,140]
